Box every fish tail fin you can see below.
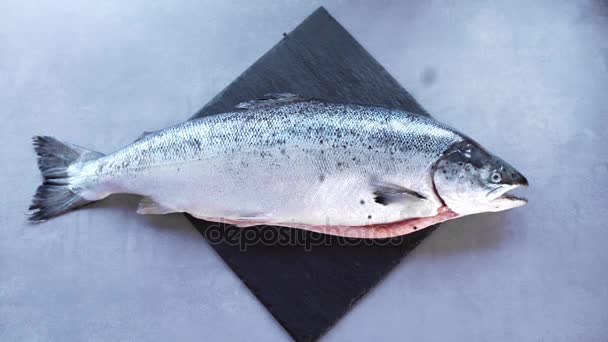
[28,136,105,223]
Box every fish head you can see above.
[432,141,528,216]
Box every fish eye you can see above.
[491,171,502,183]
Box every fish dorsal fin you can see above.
[235,93,305,110]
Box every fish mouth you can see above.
[487,183,528,204]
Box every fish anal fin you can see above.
[136,196,179,215]
[235,93,304,110]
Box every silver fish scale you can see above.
[89,101,463,226]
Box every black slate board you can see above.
[186,7,439,342]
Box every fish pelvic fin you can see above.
[28,136,105,223]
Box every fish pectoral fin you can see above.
[372,182,428,206]
[136,196,180,215]
[133,130,159,142]
[235,93,305,110]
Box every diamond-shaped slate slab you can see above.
[186,7,439,342]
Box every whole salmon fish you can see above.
[29,94,527,238]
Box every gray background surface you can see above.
[1,1,607,341]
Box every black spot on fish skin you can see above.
[280,148,286,155]
[360,200,365,205]
[319,174,325,182]
[368,215,372,219]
